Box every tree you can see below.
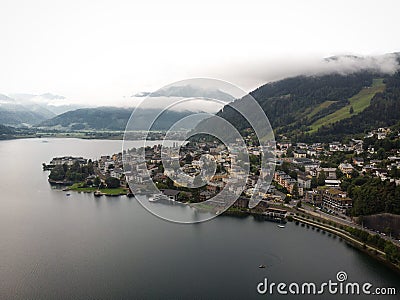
[351,169,359,179]
[292,184,299,199]
[384,243,400,263]
[87,161,94,174]
[317,170,326,186]
[105,176,120,188]
[177,192,190,202]
[286,146,294,157]
[166,176,174,188]
[376,148,386,160]
[93,176,101,186]
[311,176,318,188]
[93,176,101,187]
[289,170,298,180]
[389,166,400,178]
[336,168,344,179]
[349,106,354,114]
[70,160,80,172]
[49,165,65,181]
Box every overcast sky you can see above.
[1,0,399,106]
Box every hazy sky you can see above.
[1,0,399,106]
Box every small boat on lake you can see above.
[278,225,285,228]
[259,264,266,268]
[94,190,103,197]
[148,194,168,202]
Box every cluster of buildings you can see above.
[272,126,400,215]
[119,124,399,214]
[365,127,392,140]
[50,156,87,166]
[122,142,235,201]
[55,125,398,216]
[274,171,299,194]
[305,188,352,214]
[97,153,125,179]
[120,135,279,210]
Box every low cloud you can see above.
[132,85,236,103]
[208,53,400,91]
[319,53,400,75]
[132,92,151,97]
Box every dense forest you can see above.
[304,71,400,142]
[39,107,133,131]
[217,72,376,134]
[0,124,38,140]
[342,177,400,216]
[38,107,196,131]
[215,64,400,142]
[49,160,94,182]
[0,124,15,136]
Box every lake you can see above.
[0,138,398,299]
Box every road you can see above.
[288,200,400,246]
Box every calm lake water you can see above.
[0,138,398,299]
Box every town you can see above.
[44,126,400,229]
[43,124,400,270]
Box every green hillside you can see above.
[212,68,400,142]
[309,78,386,132]
[38,107,198,131]
[305,100,337,119]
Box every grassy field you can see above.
[69,183,127,195]
[305,100,337,119]
[308,78,385,133]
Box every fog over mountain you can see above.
[2,53,400,128]
[0,94,50,126]
[209,53,400,91]
[0,92,85,126]
[9,93,83,115]
[133,85,235,102]
[3,53,400,110]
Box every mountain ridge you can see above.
[37,106,206,131]
[215,69,400,142]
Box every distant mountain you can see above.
[0,92,85,126]
[0,94,51,126]
[0,94,14,102]
[0,124,16,140]
[40,93,65,100]
[37,107,204,131]
[133,84,235,102]
[10,93,83,115]
[15,101,56,120]
[0,124,15,135]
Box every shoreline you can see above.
[56,185,400,272]
[290,213,400,273]
[49,181,130,197]
[1,135,125,141]
[220,203,400,273]
[66,184,129,197]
